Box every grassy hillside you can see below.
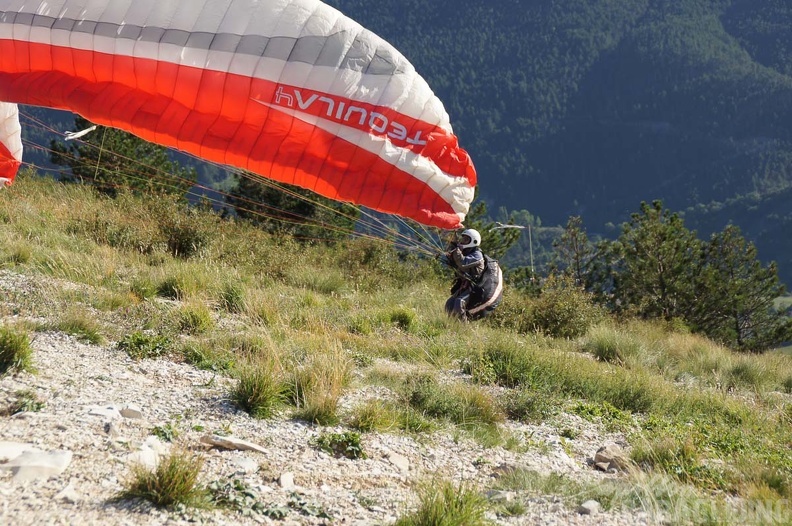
[2,173,792,521]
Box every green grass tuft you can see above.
[55,309,103,344]
[0,326,33,375]
[394,479,493,526]
[177,303,215,335]
[231,358,285,419]
[117,449,208,508]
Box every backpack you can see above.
[468,255,504,316]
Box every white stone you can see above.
[200,434,268,454]
[127,449,159,470]
[120,404,143,419]
[233,456,260,473]
[142,436,170,455]
[2,450,73,482]
[578,499,601,515]
[0,441,40,462]
[386,452,410,474]
[55,481,80,503]
[279,472,295,490]
[87,405,122,420]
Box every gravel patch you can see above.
[0,270,653,525]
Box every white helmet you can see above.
[458,229,481,249]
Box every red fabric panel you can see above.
[0,140,20,184]
[0,39,469,228]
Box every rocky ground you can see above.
[0,270,653,525]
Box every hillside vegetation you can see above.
[2,173,792,522]
[324,0,792,284]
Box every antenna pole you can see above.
[529,224,534,273]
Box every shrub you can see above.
[117,331,171,360]
[0,326,33,375]
[1,389,44,416]
[312,431,367,459]
[463,339,542,389]
[117,449,208,508]
[180,341,234,372]
[56,310,103,344]
[631,436,724,489]
[583,325,642,365]
[571,401,634,431]
[349,399,399,432]
[130,276,158,300]
[296,270,346,295]
[177,303,215,335]
[527,274,604,338]
[394,479,492,526]
[157,276,185,300]
[156,204,214,259]
[389,307,417,331]
[725,361,764,391]
[406,375,503,427]
[501,389,555,423]
[349,399,435,434]
[5,243,31,265]
[152,422,179,443]
[783,376,792,395]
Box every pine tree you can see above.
[50,116,196,197]
[227,172,359,243]
[611,201,701,321]
[693,225,792,352]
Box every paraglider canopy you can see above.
[0,0,476,229]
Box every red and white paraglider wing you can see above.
[0,101,22,186]
[0,0,476,228]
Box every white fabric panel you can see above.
[0,102,23,177]
[277,0,316,38]
[1,0,452,126]
[237,0,294,38]
[192,0,233,34]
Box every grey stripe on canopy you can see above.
[0,11,405,75]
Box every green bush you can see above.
[582,326,642,365]
[783,376,792,394]
[631,436,719,488]
[1,389,44,415]
[286,346,350,426]
[526,275,604,338]
[156,204,214,259]
[157,276,185,300]
[177,303,215,335]
[117,331,171,360]
[501,389,555,423]
[0,326,33,375]
[180,341,234,372]
[389,307,417,331]
[5,243,31,265]
[56,310,103,344]
[406,375,503,427]
[130,275,158,300]
[311,431,367,459]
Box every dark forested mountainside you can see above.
[325,0,792,284]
